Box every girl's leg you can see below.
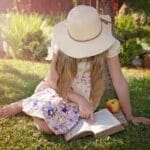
[33,117,52,134]
[0,100,23,118]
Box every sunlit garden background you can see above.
[0,0,150,149]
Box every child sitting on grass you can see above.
[0,5,150,135]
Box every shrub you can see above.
[115,15,136,38]
[129,0,150,16]
[21,30,48,60]
[120,39,143,66]
[115,14,150,66]
[44,14,65,26]
[0,12,52,60]
[115,14,150,40]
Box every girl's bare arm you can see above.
[107,56,150,125]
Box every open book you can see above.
[64,108,127,141]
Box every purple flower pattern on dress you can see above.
[22,63,91,135]
[42,99,79,135]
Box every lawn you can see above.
[0,59,150,150]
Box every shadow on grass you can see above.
[39,77,150,149]
[128,77,150,113]
[0,63,149,149]
[0,64,42,104]
[115,77,150,149]
[0,64,41,82]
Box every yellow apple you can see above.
[106,99,120,113]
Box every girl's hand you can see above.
[78,98,94,121]
[129,116,150,125]
[34,81,50,93]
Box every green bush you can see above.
[115,14,150,66]
[129,0,150,16]
[44,14,65,26]
[115,14,150,39]
[0,12,52,60]
[21,30,48,60]
[115,15,136,38]
[120,39,143,66]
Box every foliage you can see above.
[0,60,150,149]
[44,14,65,26]
[119,39,143,66]
[115,14,150,66]
[115,15,136,38]
[0,12,51,60]
[140,38,150,45]
[129,0,150,16]
[21,30,48,60]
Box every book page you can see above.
[89,109,123,134]
[64,118,92,141]
[64,109,124,141]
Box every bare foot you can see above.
[33,117,52,134]
[0,100,23,118]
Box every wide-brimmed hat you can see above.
[53,5,116,58]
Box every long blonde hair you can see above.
[56,50,105,107]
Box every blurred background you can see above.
[0,1,150,149]
[0,0,149,67]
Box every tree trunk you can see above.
[101,0,115,35]
[91,0,97,8]
[77,0,91,5]
[101,0,114,18]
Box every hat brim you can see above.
[53,16,116,58]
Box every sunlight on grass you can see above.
[0,59,150,149]
[0,59,49,104]
[122,68,150,79]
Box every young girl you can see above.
[0,5,150,135]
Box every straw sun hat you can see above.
[52,5,116,58]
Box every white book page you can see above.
[89,109,121,134]
[64,118,90,141]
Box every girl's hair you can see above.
[56,50,105,106]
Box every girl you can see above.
[0,5,150,135]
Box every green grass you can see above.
[0,59,150,150]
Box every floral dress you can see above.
[22,61,91,135]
